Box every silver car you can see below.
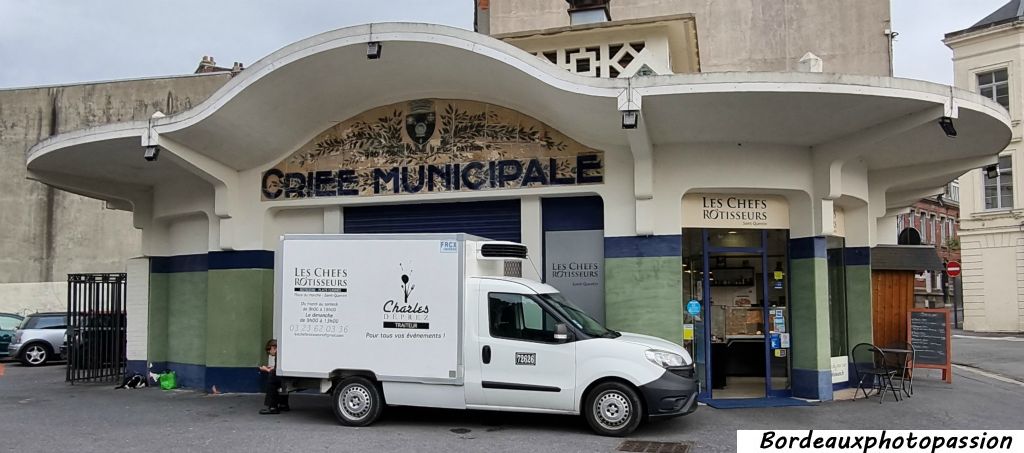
[8,312,67,366]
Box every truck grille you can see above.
[668,365,694,379]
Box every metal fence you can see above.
[66,273,127,384]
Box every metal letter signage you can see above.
[261,99,604,200]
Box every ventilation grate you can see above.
[618,441,691,453]
[503,261,523,278]
[481,243,528,259]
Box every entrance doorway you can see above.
[683,229,791,400]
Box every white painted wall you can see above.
[165,213,211,256]
[146,133,885,259]
[266,208,326,246]
[653,143,820,238]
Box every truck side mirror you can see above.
[554,323,570,343]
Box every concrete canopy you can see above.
[27,22,1011,213]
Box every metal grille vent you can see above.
[503,260,523,278]
[481,243,528,259]
[618,441,691,453]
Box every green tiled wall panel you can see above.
[165,272,209,365]
[206,269,275,368]
[148,273,169,363]
[605,256,683,344]
[789,258,831,371]
[845,265,873,347]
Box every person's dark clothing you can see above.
[262,368,289,411]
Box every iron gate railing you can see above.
[66,273,127,384]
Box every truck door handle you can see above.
[482,345,491,364]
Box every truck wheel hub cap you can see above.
[596,392,630,427]
[341,386,371,418]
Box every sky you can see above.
[0,0,1015,89]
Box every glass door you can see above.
[704,229,766,399]
[696,229,791,399]
[681,230,707,399]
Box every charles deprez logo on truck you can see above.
[382,265,431,329]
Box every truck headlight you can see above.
[644,349,684,368]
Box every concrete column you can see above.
[126,257,151,375]
[788,236,833,401]
[324,206,342,233]
[520,196,543,281]
[843,205,873,350]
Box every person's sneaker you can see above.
[278,405,291,412]
[259,407,280,415]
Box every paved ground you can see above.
[2,354,1022,453]
[953,331,1024,383]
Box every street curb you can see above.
[952,363,1024,387]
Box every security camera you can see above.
[144,145,160,162]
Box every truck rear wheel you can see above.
[583,381,643,437]
[331,376,383,427]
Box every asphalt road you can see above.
[2,357,1023,453]
[953,332,1024,383]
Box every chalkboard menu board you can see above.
[908,308,952,383]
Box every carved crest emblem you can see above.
[405,99,436,146]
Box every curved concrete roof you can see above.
[27,22,1012,205]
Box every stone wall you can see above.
[0,73,231,289]
[489,0,891,76]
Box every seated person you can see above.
[259,339,290,414]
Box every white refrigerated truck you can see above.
[275,233,697,436]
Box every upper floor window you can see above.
[984,155,1013,210]
[978,69,1009,110]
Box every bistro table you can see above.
[879,346,913,398]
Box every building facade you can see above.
[7,1,1012,403]
[894,182,961,308]
[945,0,1024,332]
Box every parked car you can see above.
[67,312,126,369]
[0,313,24,358]
[8,312,67,366]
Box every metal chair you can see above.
[850,343,901,403]
[884,341,916,397]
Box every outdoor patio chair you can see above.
[883,341,916,397]
[850,343,901,403]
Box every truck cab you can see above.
[462,277,697,435]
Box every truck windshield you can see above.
[537,293,619,338]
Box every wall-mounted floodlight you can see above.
[621,110,639,129]
[985,164,999,180]
[367,42,382,60]
[144,145,160,162]
[938,116,957,138]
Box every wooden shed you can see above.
[871,245,944,347]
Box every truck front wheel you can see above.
[583,381,643,437]
[331,376,383,426]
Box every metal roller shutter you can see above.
[344,199,522,242]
